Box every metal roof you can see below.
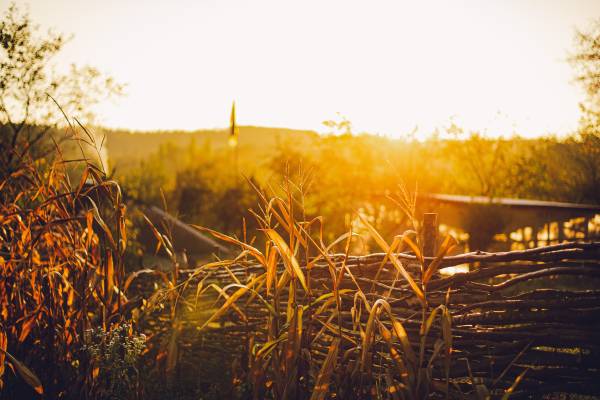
[421,193,600,212]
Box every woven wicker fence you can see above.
[175,241,600,398]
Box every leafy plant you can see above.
[183,177,458,399]
[0,105,132,397]
[83,323,146,400]
[0,2,123,175]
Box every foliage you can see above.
[179,179,457,399]
[0,120,134,398]
[83,323,146,400]
[0,2,123,175]
[108,126,600,252]
[571,18,600,129]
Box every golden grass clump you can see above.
[185,178,458,399]
[0,122,132,398]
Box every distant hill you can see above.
[102,125,319,167]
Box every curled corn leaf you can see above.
[358,214,426,305]
[265,229,307,292]
[1,349,43,394]
[310,338,340,400]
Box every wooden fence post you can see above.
[558,221,565,243]
[422,213,438,265]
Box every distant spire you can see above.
[229,101,238,147]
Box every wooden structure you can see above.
[172,238,600,398]
[418,193,600,251]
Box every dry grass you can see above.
[0,116,136,398]
[181,177,460,399]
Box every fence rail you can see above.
[177,240,600,398]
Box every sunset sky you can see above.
[16,0,600,138]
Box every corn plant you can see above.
[185,178,458,399]
[140,209,185,378]
[0,114,135,398]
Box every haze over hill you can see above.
[104,126,319,168]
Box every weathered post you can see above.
[422,213,438,266]
[558,221,565,243]
[531,225,538,248]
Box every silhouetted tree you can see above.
[0,3,122,174]
[566,21,600,203]
[571,19,600,132]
